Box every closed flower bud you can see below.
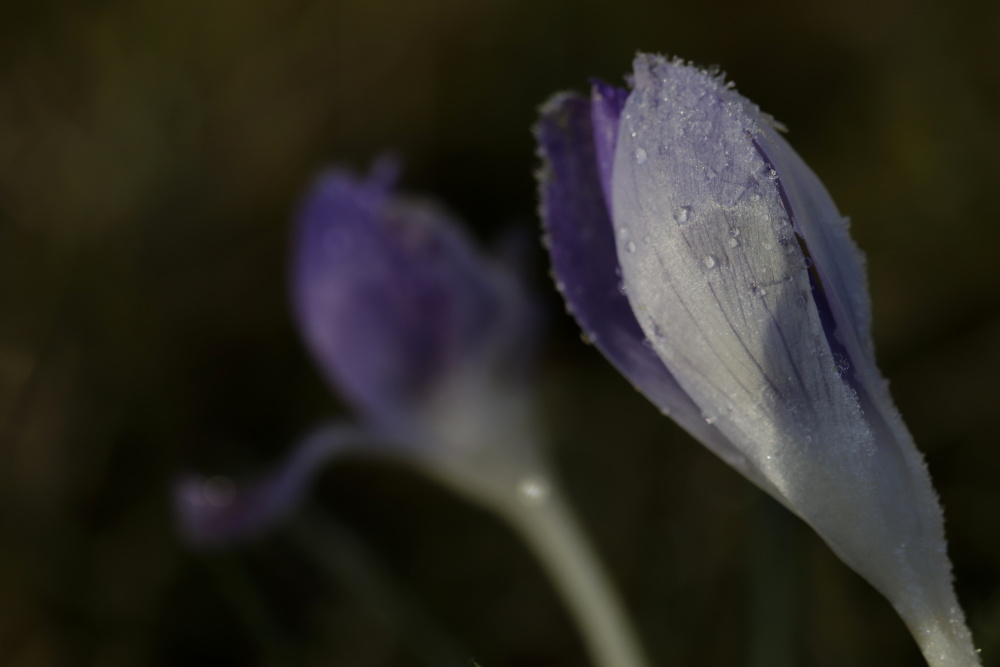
[536,54,979,667]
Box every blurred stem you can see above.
[499,488,651,667]
[746,493,800,667]
[287,509,472,667]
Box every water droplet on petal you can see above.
[634,147,648,164]
[727,237,739,248]
[703,255,717,269]
[672,206,692,226]
[804,256,814,268]
[625,240,636,253]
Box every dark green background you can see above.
[2,0,999,665]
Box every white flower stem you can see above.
[498,487,651,667]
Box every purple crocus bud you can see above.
[176,161,545,545]
[293,159,538,430]
[537,54,979,667]
[175,161,652,667]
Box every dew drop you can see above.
[727,237,739,248]
[672,206,692,226]
[625,240,636,253]
[617,226,628,240]
[803,256,814,268]
[642,235,651,245]
[634,147,648,164]
[618,281,628,295]
[703,255,717,269]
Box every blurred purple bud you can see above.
[536,54,978,666]
[175,160,543,547]
[292,160,539,427]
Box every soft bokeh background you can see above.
[2,0,999,665]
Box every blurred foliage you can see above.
[1,0,999,665]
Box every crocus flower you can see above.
[536,54,980,667]
[174,160,650,667]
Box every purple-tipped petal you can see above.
[174,423,401,548]
[292,162,534,422]
[536,92,759,478]
[590,80,630,205]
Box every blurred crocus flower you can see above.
[536,54,979,667]
[175,160,649,667]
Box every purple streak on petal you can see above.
[535,92,753,474]
[750,133,873,358]
[590,80,630,206]
[174,423,403,548]
[751,123,926,531]
[747,130,904,450]
[291,162,527,421]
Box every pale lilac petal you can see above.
[751,131,873,360]
[535,92,757,477]
[610,54,974,664]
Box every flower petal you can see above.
[611,54,976,664]
[535,91,758,478]
[612,55,864,457]
[590,80,630,205]
[751,130,874,361]
[173,423,396,548]
[291,161,534,422]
